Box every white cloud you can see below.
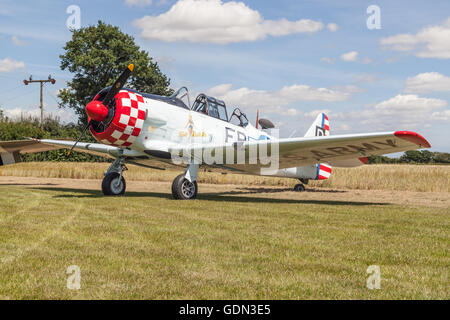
[332,85,364,94]
[284,108,301,116]
[431,109,450,120]
[373,94,446,114]
[340,51,358,62]
[337,94,449,131]
[0,58,25,72]
[304,109,332,118]
[4,108,41,119]
[380,17,450,59]
[327,23,338,32]
[206,83,350,115]
[155,56,175,70]
[133,0,324,44]
[404,72,450,94]
[125,0,153,6]
[11,35,25,46]
[4,107,75,123]
[320,57,334,64]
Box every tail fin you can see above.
[304,113,330,137]
[305,113,332,180]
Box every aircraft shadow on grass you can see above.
[0,182,58,186]
[219,187,346,194]
[30,186,387,206]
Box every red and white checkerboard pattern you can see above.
[90,90,146,147]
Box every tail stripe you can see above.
[323,115,330,132]
[317,163,332,180]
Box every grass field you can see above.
[0,162,449,192]
[0,174,448,299]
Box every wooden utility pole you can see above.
[23,75,56,128]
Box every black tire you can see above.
[171,174,198,200]
[293,183,306,192]
[102,172,126,196]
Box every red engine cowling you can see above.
[89,90,146,147]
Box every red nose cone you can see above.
[86,100,108,122]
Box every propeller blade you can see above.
[71,64,135,157]
[102,64,134,107]
[68,120,92,156]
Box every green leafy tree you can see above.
[432,152,450,164]
[0,115,108,162]
[58,21,172,125]
[400,150,434,163]
[367,155,399,164]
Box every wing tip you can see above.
[394,131,431,148]
[359,157,368,164]
[25,137,41,142]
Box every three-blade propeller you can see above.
[68,64,134,155]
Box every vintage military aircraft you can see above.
[0,65,431,199]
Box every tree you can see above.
[0,115,108,162]
[400,150,434,163]
[58,21,173,125]
[432,152,450,164]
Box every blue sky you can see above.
[0,0,449,151]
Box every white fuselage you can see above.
[126,96,317,180]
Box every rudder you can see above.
[304,113,329,137]
[304,113,332,180]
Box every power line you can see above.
[0,89,37,105]
[0,82,27,95]
[47,90,60,105]
[0,73,27,81]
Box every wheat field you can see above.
[0,162,448,192]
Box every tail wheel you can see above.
[293,183,306,192]
[102,172,126,196]
[172,174,198,200]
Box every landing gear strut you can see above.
[102,157,127,196]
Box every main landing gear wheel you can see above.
[172,174,198,200]
[293,184,306,192]
[102,172,126,196]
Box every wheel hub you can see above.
[110,177,124,194]
[181,179,196,198]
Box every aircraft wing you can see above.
[0,138,120,165]
[0,139,63,154]
[172,131,430,174]
[38,139,176,170]
[0,138,179,170]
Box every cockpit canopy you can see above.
[192,94,228,122]
[229,108,249,127]
[169,87,251,127]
